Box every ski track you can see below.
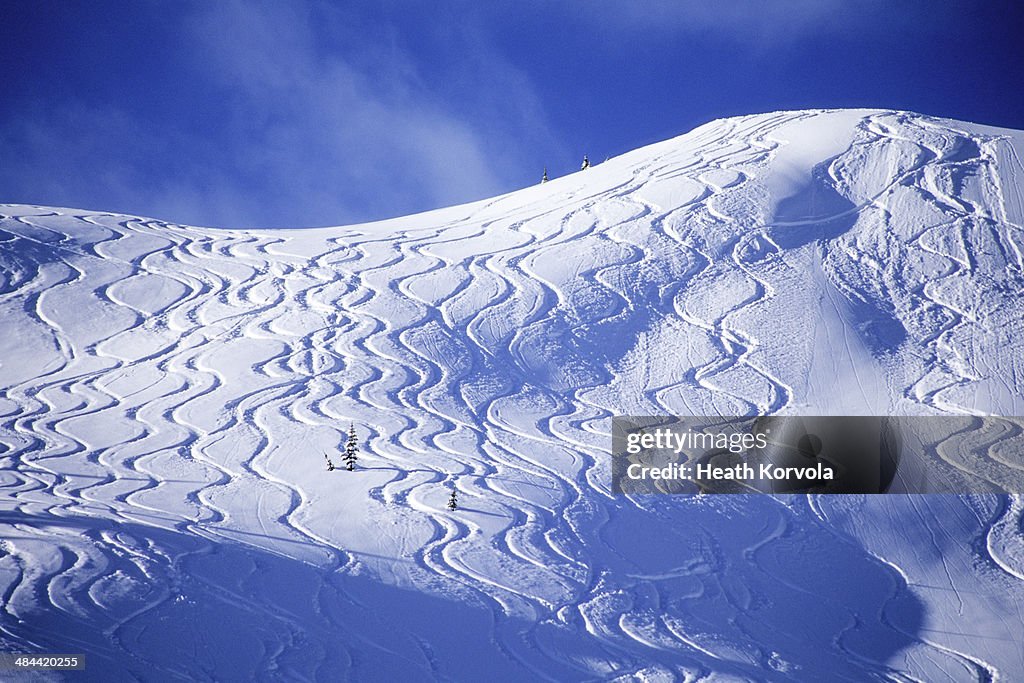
[2,109,1024,680]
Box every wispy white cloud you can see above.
[173,0,555,225]
[0,1,562,227]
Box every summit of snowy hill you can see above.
[2,109,1024,680]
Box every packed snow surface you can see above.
[2,109,1024,680]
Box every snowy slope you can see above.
[2,109,1024,681]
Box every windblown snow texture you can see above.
[2,109,1024,680]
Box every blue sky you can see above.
[1,1,1022,228]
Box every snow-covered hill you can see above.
[2,109,1024,681]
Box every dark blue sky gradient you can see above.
[1,1,1022,227]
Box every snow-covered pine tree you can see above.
[541,167,548,183]
[447,487,458,511]
[343,424,358,471]
[580,155,590,170]
[325,453,335,471]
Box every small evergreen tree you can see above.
[343,424,359,471]
[541,167,548,183]
[325,453,335,471]
[580,155,590,170]
[447,487,458,511]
